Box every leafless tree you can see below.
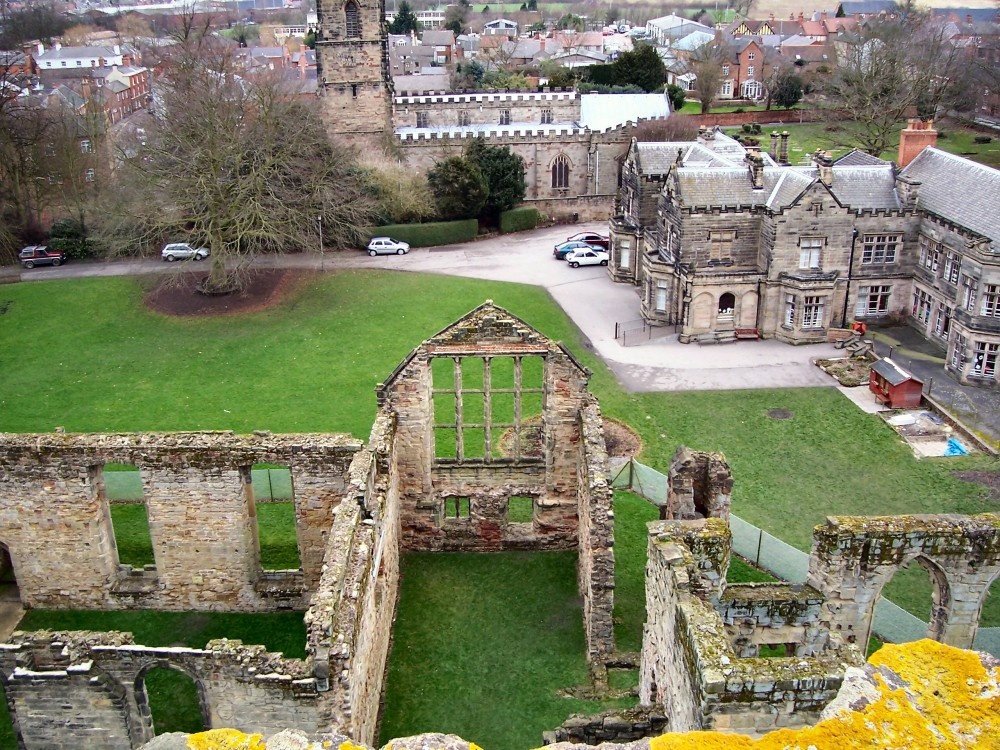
[101,38,377,291]
[689,41,726,114]
[824,17,973,156]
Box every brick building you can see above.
[607,122,1000,388]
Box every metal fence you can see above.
[612,458,1000,657]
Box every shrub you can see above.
[733,107,745,114]
[47,236,96,259]
[751,123,762,134]
[365,219,478,248]
[499,207,540,233]
[742,123,753,133]
[974,135,992,144]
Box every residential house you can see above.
[607,121,1000,388]
[482,19,518,37]
[422,30,456,65]
[719,37,773,100]
[35,43,137,74]
[645,15,713,46]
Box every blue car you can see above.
[553,240,600,260]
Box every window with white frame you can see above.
[981,284,999,317]
[803,296,824,328]
[784,294,796,326]
[499,108,511,125]
[540,108,553,124]
[943,251,961,284]
[972,341,998,378]
[619,240,631,269]
[951,333,967,369]
[80,139,92,153]
[746,65,755,78]
[862,234,899,264]
[799,237,823,269]
[747,51,756,60]
[722,64,730,76]
[919,235,940,273]
[742,80,762,98]
[934,303,951,338]
[912,289,932,323]
[709,230,735,259]
[961,274,977,311]
[655,280,668,311]
[85,168,95,182]
[856,285,891,316]
[720,80,733,96]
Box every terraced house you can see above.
[608,121,1000,388]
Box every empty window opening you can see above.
[431,355,545,462]
[345,1,362,37]
[351,83,359,97]
[105,463,154,568]
[138,665,207,736]
[507,495,534,524]
[251,464,301,570]
[443,496,471,520]
[979,576,1000,631]
[880,556,948,641]
[0,544,20,606]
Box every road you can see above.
[13,222,843,393]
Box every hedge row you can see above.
[366,219,478,248]
[499,207,541,234]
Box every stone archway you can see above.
[134,660,209,740]
[880,554,952,642]
[0,543,22,641]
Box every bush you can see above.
[742,123,753,133]
[365,219,478,248]
[733,107,745,114]
[751,123,762,134]
[499,207,540,234]
[973,135,993,144]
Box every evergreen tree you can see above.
[427,157,488,220]
[612,42,666,93]
[772,71,804,110]
[465,138,526,223]
[389,1,420,34]
[666,83,686,111]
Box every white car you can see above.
[565,248,609,268]
[367,237,410,256]
[162,243,210,262]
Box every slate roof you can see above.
[834,149,887,167]
[825,165,900,209]
[901,147,1000,252]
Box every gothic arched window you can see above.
[551,154,570,189]
[345,1,362,38]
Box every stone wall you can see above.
[665,446,732,521]
[544,707,668,746]
[719,583,828,657]
[0,432,361,612]
[807,514,1000,648]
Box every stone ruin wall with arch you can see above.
[0,302,997,748]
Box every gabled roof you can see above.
[900,147,1000,252]
[834,149,887,167]
[871,357,920,386]
[422,30,455,45]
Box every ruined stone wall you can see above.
[665,447,732,521]
[313,410,401,746]
[576,400,615,661]
[545,707,668,746]
[808,513,1000,649]
[640,519,862,735]
[719,583,828,657]
[0,432,360,612]
[0,631,319,749]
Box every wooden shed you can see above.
[869,358,924,409]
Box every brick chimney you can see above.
[813,150,834,186]
[746,148,765,189]
[898,118,937,167]
[697,125,716,147]
[769,131,779,160]
[778,130,790,163]
[299,44,307,79]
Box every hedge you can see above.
[499,207,541,233]
[366,219,478,248]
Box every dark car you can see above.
[565,232,610,251]
[554,240,601,260]
[19,246,66,269]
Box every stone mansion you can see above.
[608,121,1000,388]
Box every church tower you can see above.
[315,0,393,146]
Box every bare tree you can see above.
[101,38,376,291]
[824,17,972,156]
[689,41,725,114]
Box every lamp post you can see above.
[318,215,324,271]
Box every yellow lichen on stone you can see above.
[187,729,266,750]
[341,741,369,750]
[650,733,755,749]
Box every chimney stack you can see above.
[898,119,937,167]
[746,148,765,189]
[814,150,834,186]
[778,130,790,163]
[896,175,921,209]
[769,131,779,160]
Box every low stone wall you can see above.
[543,707,668,746]
[720,583,828,657]
[525,195,613,224]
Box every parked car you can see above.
[19,246,66,269]
[162,243,209,261]
[565,232,610,251]
[565,248,609,268]
[553,240,601,260]
[367,237,410,256]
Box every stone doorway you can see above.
[0,545,22,641]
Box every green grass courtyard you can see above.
[0,270,997,748]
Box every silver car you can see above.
[367,237,410,256]
[162,242,210,262]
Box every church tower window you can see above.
[345,1,362,38]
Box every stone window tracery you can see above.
[345,1,362,38]
[551,154,570,189]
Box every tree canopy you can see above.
[772,70,804,110]
[612,43,666,93]
[465,139,526,222]
[389,2,421,35]
[102,38,375,291]
[666,83,686,112]
[427,157,488,220]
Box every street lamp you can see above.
[318,214,324,271]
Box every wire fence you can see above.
[104,467,293,501]
[612,458,999,657]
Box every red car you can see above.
[565,232,610,251]
[19,246,66,269]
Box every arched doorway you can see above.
[135,663,208,737]
[0,544,22,641]
[880,555,951,642]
